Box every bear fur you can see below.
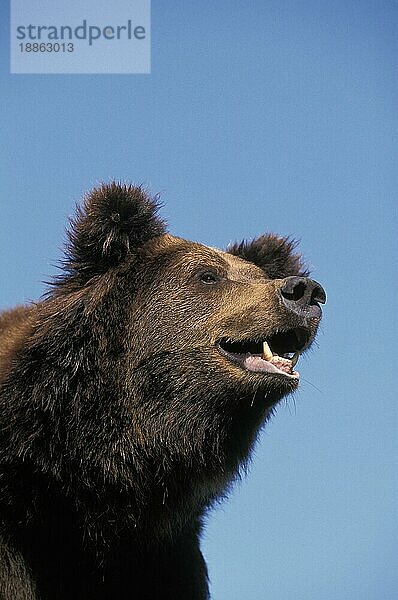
[0,183,324,599]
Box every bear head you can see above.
[2,183,325,540]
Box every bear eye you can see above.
[199,271,220,285]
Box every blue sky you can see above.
[1,2,397,599]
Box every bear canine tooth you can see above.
[291,351,300,367]
[262,341,273,361]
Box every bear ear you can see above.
[228,234,309,279]
[62,182,166,277]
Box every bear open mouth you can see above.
[216,327,311,379]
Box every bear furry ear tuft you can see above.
[228,234,309,279]
[64,182,166,276]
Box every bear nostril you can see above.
[310,285,326,305]
[280,281,306,302]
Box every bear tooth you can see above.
[262,341,273,361]
[291,351,300,367]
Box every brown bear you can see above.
[0,183,325,600]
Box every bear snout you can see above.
[279,276,326,319]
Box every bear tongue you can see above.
[243,354,298,377]
[268,355,294,374]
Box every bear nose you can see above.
[279,276,326,318]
